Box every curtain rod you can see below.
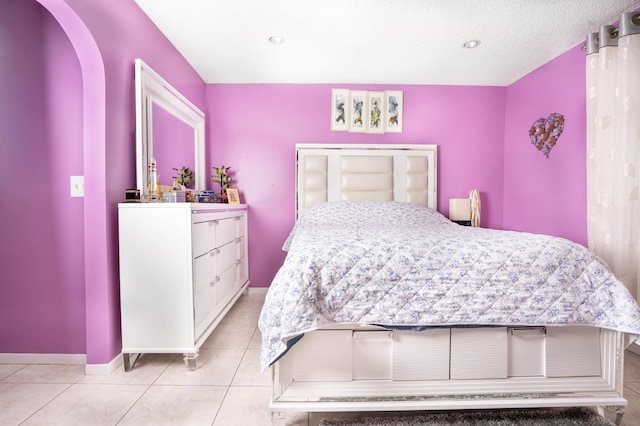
[584,12,640,55]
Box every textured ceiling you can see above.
[134,0,640,86]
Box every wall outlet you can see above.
[70,175,84,197]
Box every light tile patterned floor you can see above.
[1,291,640,425]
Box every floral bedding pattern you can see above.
[259,201,640,371]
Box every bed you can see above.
[258,143,640,425]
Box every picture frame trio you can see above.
[331,89,403,133]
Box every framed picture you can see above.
[385,90,403,133]
[349,90,368,133]
[367,91,385,134]
[331,88,349,131]
[226,187,240,204]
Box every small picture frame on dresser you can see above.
[227,188,240,204]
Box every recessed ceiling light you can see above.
[269,36,284,45]
[463,39,481,49]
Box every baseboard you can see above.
[1,289,267,375]
[0,352,123,375]
[0,353,86,365]
[85,353,123,375]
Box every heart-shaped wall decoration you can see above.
[528,113,564,158]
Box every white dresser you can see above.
[117,203,249,370]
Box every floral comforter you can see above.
[259,201,640,371]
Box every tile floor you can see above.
[2,290,640,426]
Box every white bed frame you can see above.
[269,143,627,425]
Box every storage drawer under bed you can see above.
[287,326,602,382]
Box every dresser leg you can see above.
[183,352,199,370]
[123,353,141,372]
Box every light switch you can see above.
[70,175,84,197]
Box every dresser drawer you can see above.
[216,218,238,247]
[192,220,216,258]
[193,252,217,336]
[216,241,237,272]
[216,264,239,306]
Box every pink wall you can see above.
[1,0,591,363]
[503,45,587,246]
[207,84,507,287]
[52,0,204,364]
[0,0,85,353]
[1,0,206,364]
[64,0,205,364]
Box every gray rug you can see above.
[319,407,616,425]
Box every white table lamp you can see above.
[449,198,471,222]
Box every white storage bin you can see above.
[545,326,601,377]
[508,327,545,377]
[291,330,352,382]
[393,329,450,381]
[353,331,393,380]
[451,327,507,380]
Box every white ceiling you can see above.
[134,0,640,86]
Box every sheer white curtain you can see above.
[586,12,640,300]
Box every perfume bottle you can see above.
[148,156,158,201]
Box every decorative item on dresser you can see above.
[117,203,249,371]
[212,166,233,202]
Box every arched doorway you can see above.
[33,0,113,369]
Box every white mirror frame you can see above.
[134,58,205,198]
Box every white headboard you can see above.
[296,144,437,218]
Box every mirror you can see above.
[135,59,205,199]
[152,103,195,186]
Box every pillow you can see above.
[282,201,449,251]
